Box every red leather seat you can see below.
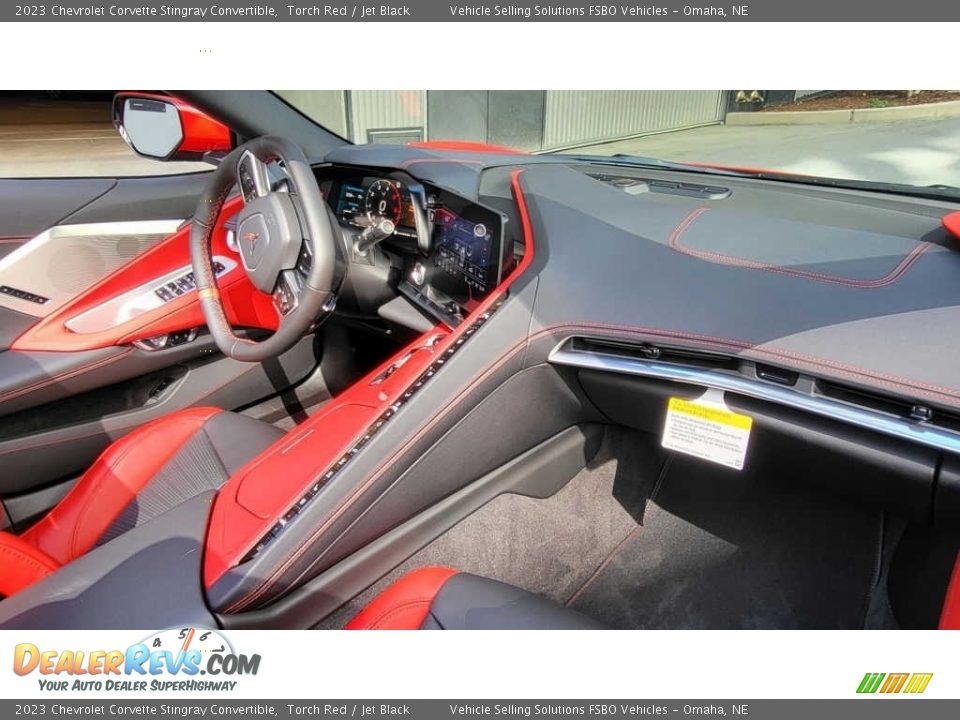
[346,567,605,630]
[0,407,283,598]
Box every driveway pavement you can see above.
[572,117,960,189]
[0,99,208,177]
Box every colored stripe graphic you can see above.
[904,674,934,694]
[880,673,909,693]
[857,673,886,694]
[857,672,932,694]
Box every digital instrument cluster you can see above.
[336,177,416,234]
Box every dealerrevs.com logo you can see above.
[13,627,261,692]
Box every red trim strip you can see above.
[409,141,526,155]
[399,158,485,169]
[684,161,808,178]
[943,211,960,240]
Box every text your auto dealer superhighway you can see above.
[49,4,277,17]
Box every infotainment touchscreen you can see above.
[433,207,495,297]
[392,185,508,326]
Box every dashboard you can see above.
[324,171,510,327]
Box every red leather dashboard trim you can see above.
[409,141,526,155]
[685,161,807,177]
[944,211,960,241]
[203,169,536,590]
[345,567,458,630]
[0,531,60,597]
[11,196,279,352]
[21,407,222,565]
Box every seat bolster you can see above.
[347,569,607,630]
[345,567,458,630]
[0,531,59,597]
[21,407,222,564]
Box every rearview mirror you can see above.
[112,92,233,161]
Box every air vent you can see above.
[815,379,915,418]
[548,335,960,458]
[571,336,738,372]
[816,380,960,432]
[756,363,799,387]
[588,173,731,200]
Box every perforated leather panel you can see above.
[0,220,182,317]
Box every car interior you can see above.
[0,90,959,630]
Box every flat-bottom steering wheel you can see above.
[190,136,342,362]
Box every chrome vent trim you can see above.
[548,338,960,457]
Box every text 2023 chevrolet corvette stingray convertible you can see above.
[0,91,959,630]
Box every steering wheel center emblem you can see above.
[237,212,271,271]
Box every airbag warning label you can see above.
[662,394,752,470]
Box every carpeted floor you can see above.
[320,426,899,630]
[567,453,886,629]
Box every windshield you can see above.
[278,90,960,196]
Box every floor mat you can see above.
[319,427,888,630]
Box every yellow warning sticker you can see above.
[662,393,753,470]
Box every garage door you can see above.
[542,90,725,151]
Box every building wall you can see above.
[279,90,729,152]
[349,90,427,144]
[275,90,349,139]
[542,90,725,150]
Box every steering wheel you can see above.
[190,136,342,362]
